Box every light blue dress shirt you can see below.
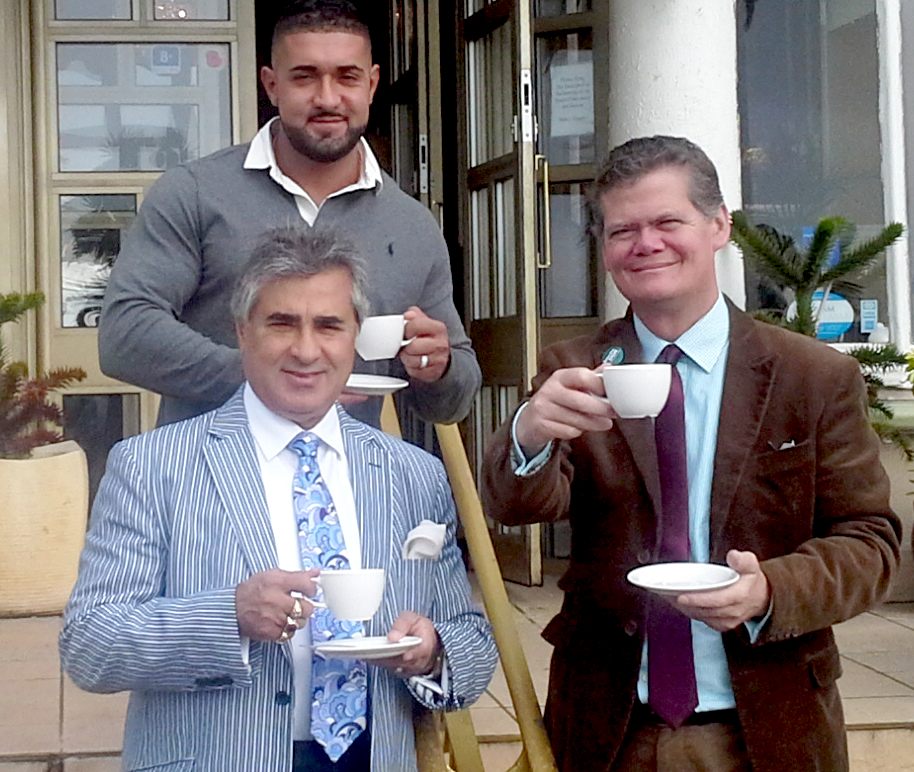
[632,295,735,711]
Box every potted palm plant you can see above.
[730,211,910,458]
[0,291,89,616]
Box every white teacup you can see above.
[600,364,672,418]
[316,568,385,621]
[355,315,412,360]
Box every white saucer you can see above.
[626,562,739,597]
[314,635,422,660]
[344,374,409,396]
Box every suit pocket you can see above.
[756,439,812,474]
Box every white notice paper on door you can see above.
[550,61,594,138]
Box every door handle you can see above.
[535,154,552,269]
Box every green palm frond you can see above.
[732,212,908,459]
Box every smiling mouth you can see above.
[283,369,324,382]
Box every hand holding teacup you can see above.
[514,366,616,456]
[401,307,450,382]
[235,568,321,643]
[354,307,450,382]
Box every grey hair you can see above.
[587,135,724,237]
[231,226,370,323]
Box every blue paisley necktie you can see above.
[290,433,368,762]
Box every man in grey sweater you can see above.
[99,0,480,429]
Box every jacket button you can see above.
[624,620,638,636]
[637,550,651,564]
[274,690,292,706]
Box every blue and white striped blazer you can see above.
[60,390,496,771]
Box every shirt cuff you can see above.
[408,651,449,703]
[743,600,773,643]
[510,402,554,476]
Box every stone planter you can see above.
[0,440,88,616]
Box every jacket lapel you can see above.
[339,409,394,638]
[202,390,279,576]
[708,305,776,557]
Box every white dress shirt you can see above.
[243,116,383,226]
[243,385,361,741]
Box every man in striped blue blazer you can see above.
[60,226,497,772]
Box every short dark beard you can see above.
[280,117,366,164]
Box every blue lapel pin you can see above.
[602,346,624,366]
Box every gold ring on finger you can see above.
[278,628,292,644]
[291,597,303,619]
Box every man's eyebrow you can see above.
[288,64,366,75]
[265,312,300,324]
[314,314,346,326]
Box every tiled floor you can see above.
[5,562,914,770]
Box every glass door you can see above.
[458,0,541,585]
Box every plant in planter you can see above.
[0,291,89,616]
[730,211,911,459]
[1,291,87,456]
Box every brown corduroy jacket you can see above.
[481,301,901,772]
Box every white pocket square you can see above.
[403,519,446,560]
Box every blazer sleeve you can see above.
[97,165,243,406]
[755,351,901,643]
[407,462,497,711]
[59,439,253,694]
[480,344,578,527]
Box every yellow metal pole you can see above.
[435,423,558,772]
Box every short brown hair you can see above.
[588,135,723,237]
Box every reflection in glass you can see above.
[154,0,230,20]
[536,32,594,165]
[391,0,414,78]
[59,194,136,329]
[55,0,131,20]
[467,23,514,166]
[539,184,596,317]
[57,43,232,172]
[535,0,591,17]
[737,0,885,339]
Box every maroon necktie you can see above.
[647,344,698,727]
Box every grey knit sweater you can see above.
[99,143,480,428]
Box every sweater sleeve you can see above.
[98,165,244,407]
[402,220,481,424]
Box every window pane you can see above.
[60,194,137,329]
[738,0,886,342]
[466,23,513,165]
[55,0,132,20]
[153,1,230,21]
[57,43,232,172]
[534,0,591,17]
[536,32,594,165]
[539,183,596,317]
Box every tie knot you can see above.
[289,432,319,459]
[656,344,683,366]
